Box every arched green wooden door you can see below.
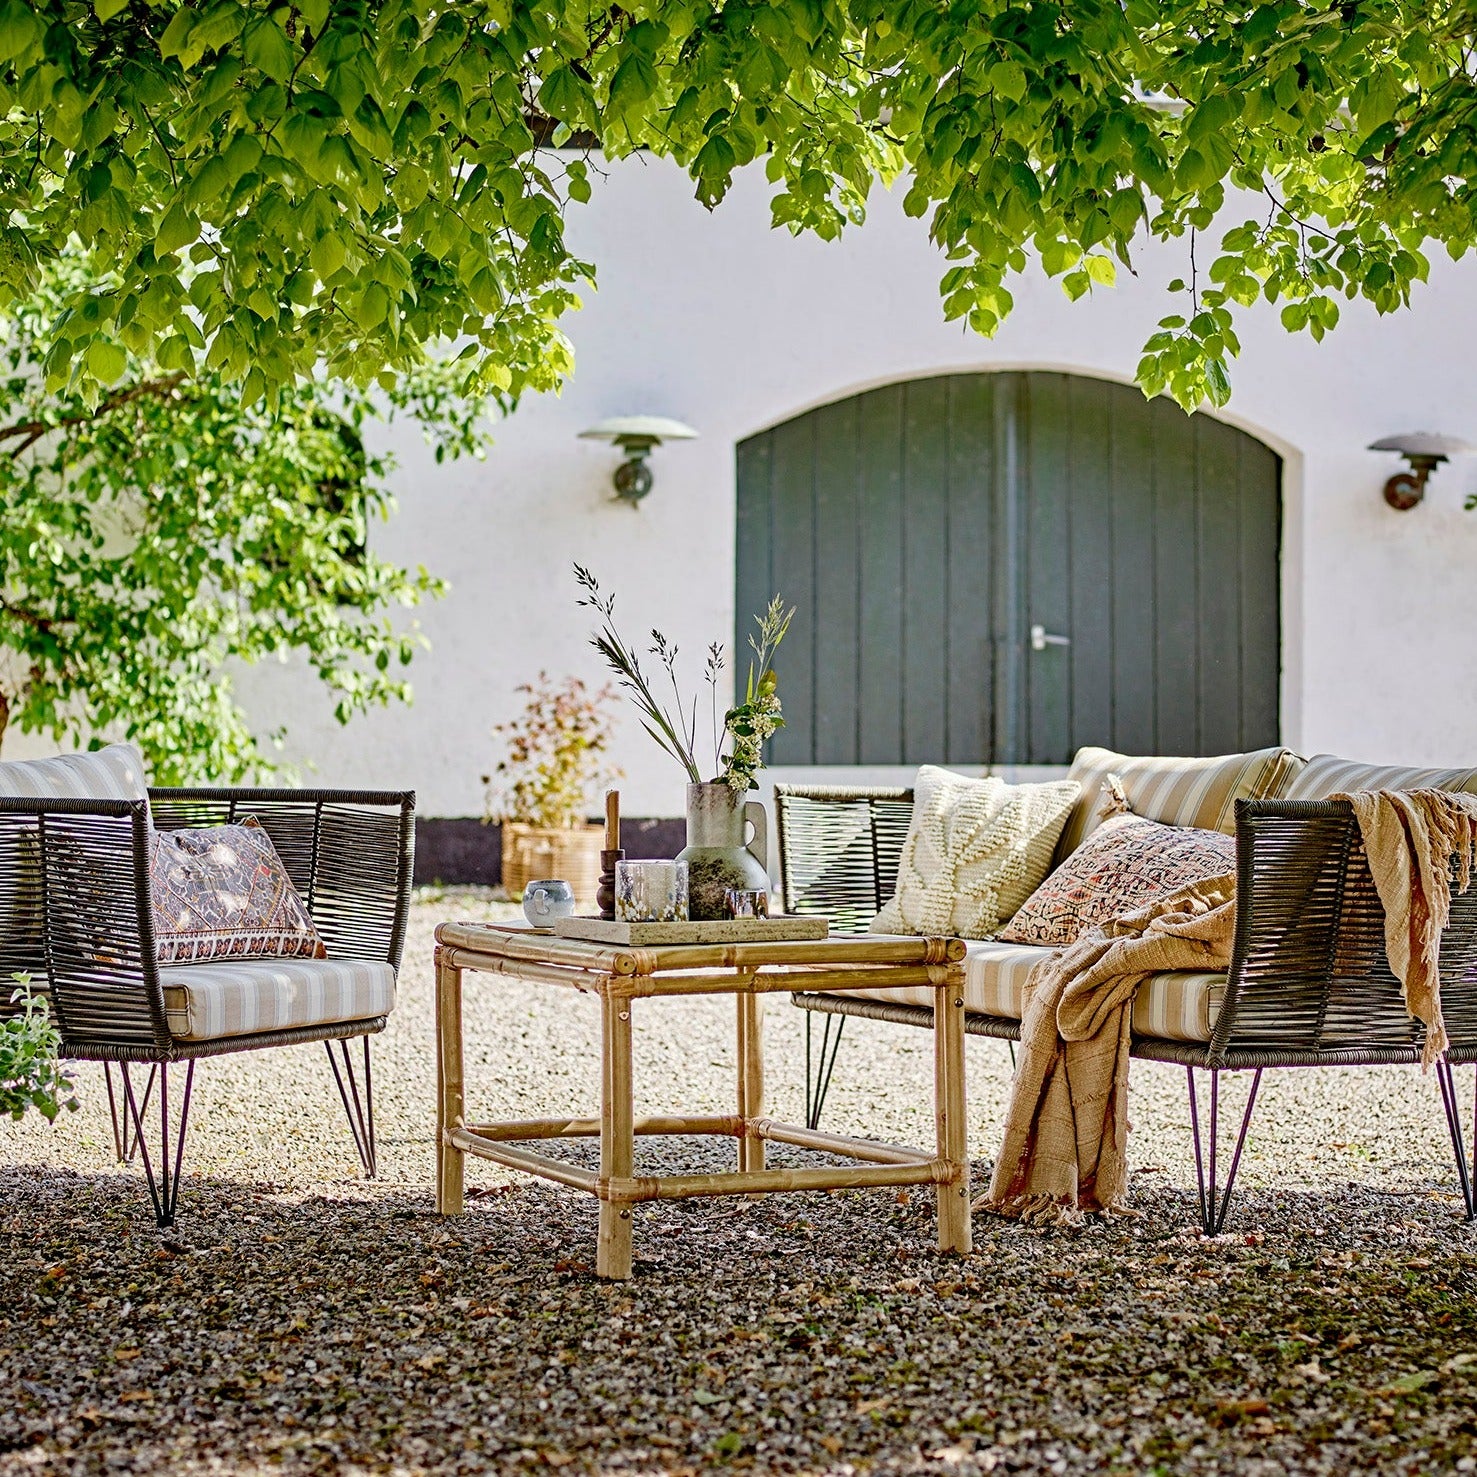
[735,371,1281,767]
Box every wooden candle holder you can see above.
[597,848,625,921]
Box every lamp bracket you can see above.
[1384,453,1445,511]
[612,445,654,505]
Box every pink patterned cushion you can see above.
[997,815,1236,947]
[151,819,326,965]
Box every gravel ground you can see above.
[3,889,1477,1475]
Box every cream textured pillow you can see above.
[870,767,1081,939]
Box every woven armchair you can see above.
[776,785,1477,1233]
[0,783,414,1227]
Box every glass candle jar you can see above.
[615,860,690,923]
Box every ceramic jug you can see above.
[521,878,577,928]
[676,782,770,921]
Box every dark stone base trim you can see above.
[413,817,686,887]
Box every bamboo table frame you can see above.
[433,921,972,1279]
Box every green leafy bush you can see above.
[1,977,79,1123]
[0,251,491,783]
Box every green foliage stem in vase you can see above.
[575,566,794,792]
[1,978,78,1124]
[720,597,794,795]
[482,673,620,829]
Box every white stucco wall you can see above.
[39,155,1477,814]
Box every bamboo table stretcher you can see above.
[433,921,972,1279]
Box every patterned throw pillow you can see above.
[151,818,326,965]
[997,803,1237,948]
[869,766,1081,939]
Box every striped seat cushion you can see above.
[1055,746,1303,861]
[1283,754,1477,801]
[161,957,395,1041]
[0,743,149,803]
[838,939,1223,1043]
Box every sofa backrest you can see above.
[1283,755,1477,801]
[0,743,149,803]
[1055,745,1305,863]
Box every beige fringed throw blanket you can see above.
[982,786,1477,1223]
[1336,788,1477,1070]
[983,874,1238,1222]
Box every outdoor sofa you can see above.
[777,747,1477,1233]
[0,745,414,1227]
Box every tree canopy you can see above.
[0,251,485,782]
[1,2,1471,410]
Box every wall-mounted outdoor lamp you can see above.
[578,415,699,506]
[1368,431,1474,511]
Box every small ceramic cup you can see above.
[723,889,770,920]
[615,860,689,923]
[522,879,577,928]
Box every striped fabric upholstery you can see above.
[842,939,1223,1043]
[161,957,395,1041]
[1055,745,1304,860]
[0,743,149,803]
[1283,754,1477,801]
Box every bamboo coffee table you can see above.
[433,921,972,1278]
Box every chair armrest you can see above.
[1213,798,1477,1062]
[148,788,416,968]
[0,797,170,1052]
[775,785,915,933]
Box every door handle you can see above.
[1030,624,1071,652]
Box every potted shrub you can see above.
[483,674,618,909]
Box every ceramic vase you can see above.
[676,782,770,921]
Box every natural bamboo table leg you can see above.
[598,991,635,1279]
[735,989,765,1174]
[933,977,971,1253]
[432,924,971,1279]
[435,953,465,1216]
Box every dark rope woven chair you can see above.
[0,785,414,1227]
[776,784,1477,1234]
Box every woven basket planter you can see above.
[500,822,604,909]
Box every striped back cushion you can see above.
[1055,745,1304,861]
[1284,754,1477,801]
[0,744,149,804]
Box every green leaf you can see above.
[243,18,295,83]
[310,232,346,280]
[539,67,586,127]
[155,202,200,256]
[95,0,129,20]
[157,5,195,61]
[222,132,264,182]
[989,60,1027,102]
[1384,1370,1440,1396]
[608,53,659,122]
[0,0,41,58]
[85,338,128,383]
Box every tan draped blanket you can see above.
[1336,788,1477,1070]
[982,874,1238,1222]
[981,786,1477,1224]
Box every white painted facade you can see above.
[18,155,1477,815]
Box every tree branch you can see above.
[0,373,188,456]
[0,600,70,637]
